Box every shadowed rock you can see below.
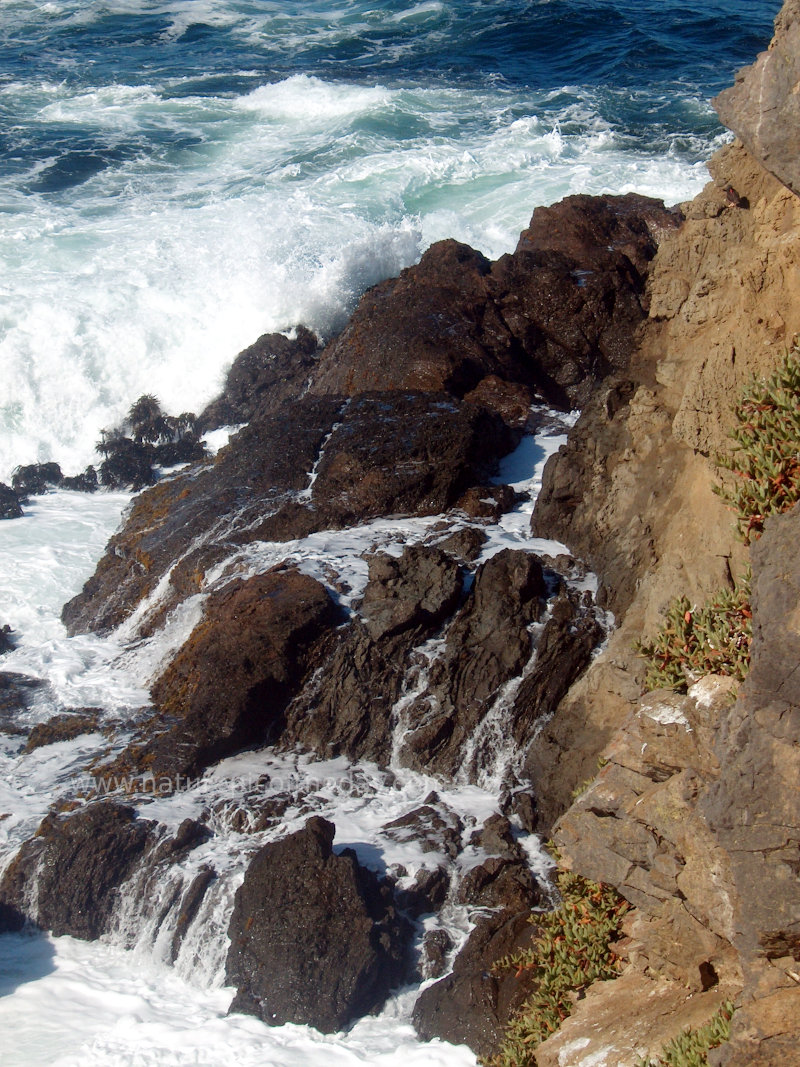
[0,804,156,939]
[226,817,409,1032]
[144,567,341,780]
[0,484,23,520]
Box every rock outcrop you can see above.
[62,194,676,640]
[527,136,800,831]
[11,12,800,1055]
[145,568,340,779]
[513,4,800,1061]
[0,804,157,939]
[713,0,800,198]
[226,818,408,1033]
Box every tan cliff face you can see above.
[524,2,800,1062]
[527,136,800,833]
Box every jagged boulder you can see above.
[398,549,549,775]
[360,544,462,642]
[0,803,156,939]
[714,0,800,198]
[143,567,340,779]
[280,545,463,763]
[199,326,319,429]
[0,483,23,520]
[226,817,409,1032]
[490,193,680,408]
[413,910,539,1058]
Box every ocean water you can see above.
[0,0,781,481]
[0,1,783,1064]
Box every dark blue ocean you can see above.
[0,0,781,479]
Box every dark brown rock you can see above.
[383,798,464,861]
[0,803,156,939]
[412,909,538,1058]
[144,567,340,779]
[310,240,518,399]
[24,709,101,752]
[489,194,681,408]
[419,928,453,979]
[226,817,409,1032]
[399,549,546,775]
[280,547,463,763]
[62,191,675,640]
[0,671,45,727]
[310,197,678,412]
[457,855,541,913]
[0,483,23,520]
[280,623,410,764]
[398,866,451,919]
[429,526,487,563]
[530,376,664,617]
[199,326,319,430]
[62,395,344,636]
[63,393,512,638]
[454,484,517,520]
[359,545,462,643]
[512,592,604,745]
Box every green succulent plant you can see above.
[483,869,630,1066]
[637,1000,735,1067]
[635,571,751,693]
[713,342,800,545]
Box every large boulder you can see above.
[280,545,463,764]
[0,804,156,939]
[490,193,680,408]
[226,817,409,1032]
[714,1,800,197]
[413,910,539,1059]
[199,326,319,430]
[143,567,340,780]
[0,483,23,520]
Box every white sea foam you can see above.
[0,67,713,481]
[0,932,477,1067]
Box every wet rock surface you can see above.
[226,817,409,1033]
[0,804,157,939]
[0,483,23,519]
[413,909,539,1059]
[199,326,320,429]
[145,567,340,780]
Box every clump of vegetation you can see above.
[714,342,800,544]
[636,572,751,693]
[97,394,205,489]
[484,870,630,1066]
[637,1000,735,1067]
[638,343,800,693]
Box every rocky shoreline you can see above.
[2,3,800,1064]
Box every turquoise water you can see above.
[0,0,781,478]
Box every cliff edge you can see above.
[524,2,800,1063]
